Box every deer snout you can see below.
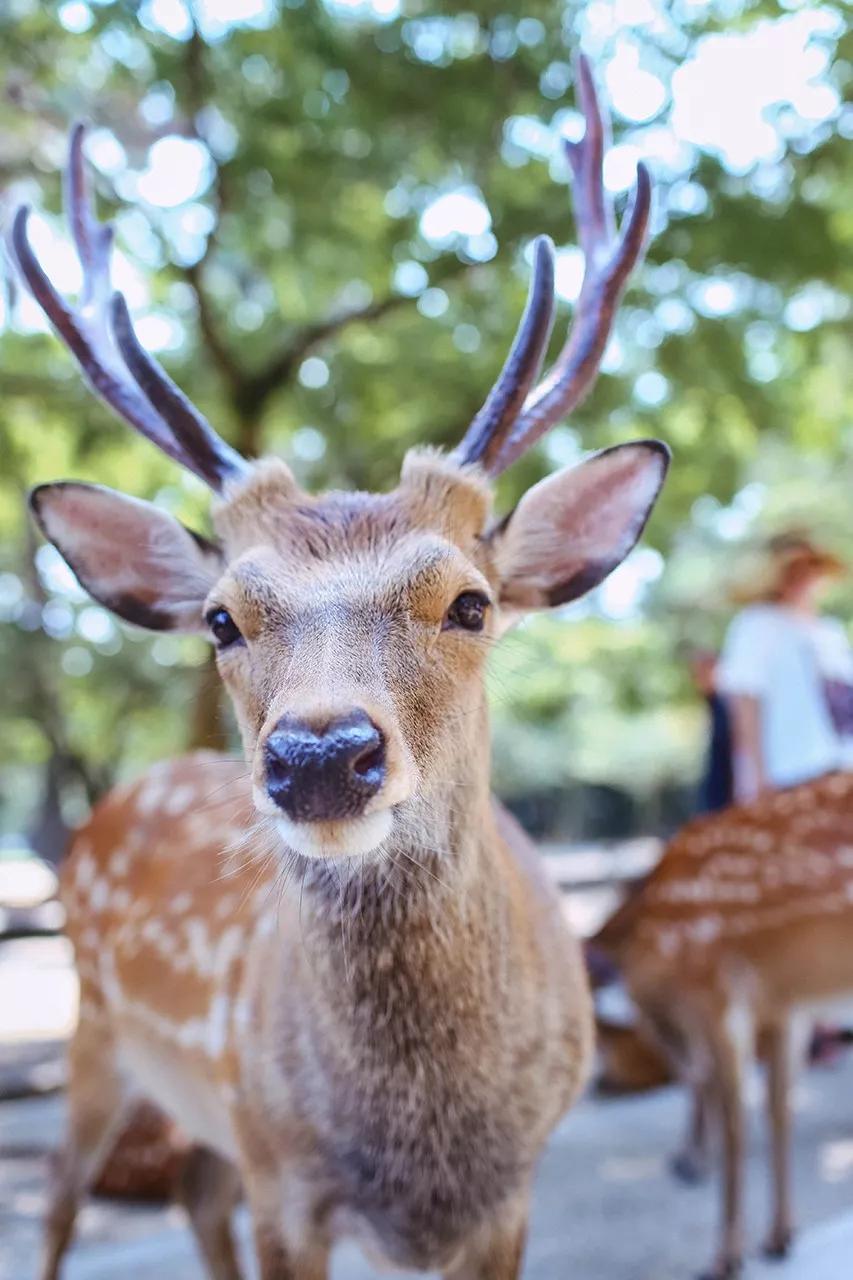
[263,710,387,822]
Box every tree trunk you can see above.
[27,754,71,869]
[188,653,230,753]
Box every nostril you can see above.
[352,740,385,781]
[264,732,294,781]
[263,712,386,822]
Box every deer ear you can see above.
[30,482,222,633]
[492,441,669,612]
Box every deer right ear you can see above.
[491,441,669,614]
[30,482,223,633]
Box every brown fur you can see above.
[22,62,667,1275]
[42,450,600,1280]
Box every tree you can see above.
[1,0,850,851]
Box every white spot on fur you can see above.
[75,848,96,892]
[112,887,131,914]
[212,925,243,980]
[206,993,231,1058]
[689,915,722,945]
[142,919,166,945]
[111,848,131,877]
[257,912,275,939]
[232,997,251,1034]
[90,878,109,912]
[165,784,196,816]
[137,778,170,816]
[185,918,211,975]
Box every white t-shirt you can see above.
[718,604,853,788]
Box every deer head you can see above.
[12,57,668,862]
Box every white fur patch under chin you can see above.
[273,809,394,860]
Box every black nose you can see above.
[264,710,387,822]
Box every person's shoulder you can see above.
[727,603,776,634]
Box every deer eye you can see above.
[444,591,489,633]
[205,607,243,649]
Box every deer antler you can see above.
[8,124,248,493]
[10,56,648,490]
[455,53,653,476]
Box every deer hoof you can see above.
[670,1150,709,1185]
[762,1229,794,1261]
[698,1259,742,1280]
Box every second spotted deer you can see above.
[14,58,668,1280]
[593,772,853,1280]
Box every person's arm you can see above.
[728,693,767,802]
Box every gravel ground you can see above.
[2,1061,852,1280]
[1,887,851,1279]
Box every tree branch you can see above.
[245,292,412,410]
[183,259,243,390]
[240,256,478,418]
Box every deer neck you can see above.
[269,701,502,999]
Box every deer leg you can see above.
[699,1016,748,1280]
[672,1080,712,1185]
[762,1020,794,1260]
[250,1222,329,1280]
[176,1145,245,1280]
[242,1165,329,1280]
[442,1196,529,1280]
[40,1019,130,1280]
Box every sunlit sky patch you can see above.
[670,10,841,173]
[419,189,492,243]
[597,546,665,621]
[605,42,666,123]
[140,0,276,41]
[324,0,400,22]
[136,137,213,207]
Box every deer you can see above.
[10,56,669,1280]
[591,770,853,1280]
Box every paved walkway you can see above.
[3,1064,852,1279]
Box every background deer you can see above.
[592,770,853,1280]
[11,57,668,1280]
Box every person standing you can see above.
[717,533,853,803]
[719,533,853,1064]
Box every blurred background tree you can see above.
[1,0,851,858]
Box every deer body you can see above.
[12,56,668,1280]
[63,752,589,1276]
[594,771,853,1280]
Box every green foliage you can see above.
[1,0,851,841]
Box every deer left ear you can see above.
[492,441,670,612]
[30,482,223,632]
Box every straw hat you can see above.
[728,531,845,605]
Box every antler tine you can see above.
[454,234,556,470]
[66,122,113,314]
[10,203,189,467]
[110,291,247,489]
[455,54,653,478]
[489,55,653,474]
[9,124,248,492]
[566,52,616,258]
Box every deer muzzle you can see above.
[264,710,387,823]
